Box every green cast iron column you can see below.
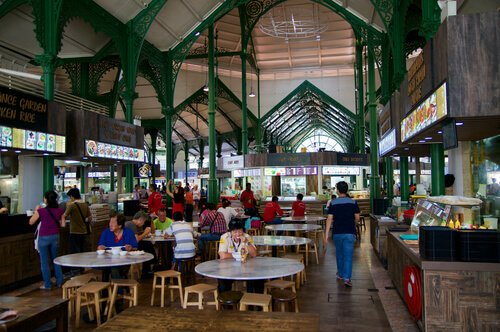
[355,40,365,153]
[109,165,115,192]
[400,157,410,202]
[256,69,262,152]
[386,157,394,199]
[164,108,173,181]
[207,24,218,205]
[431,143,445,196]
[241,51,248,155]
[123,92,136,193]
[150,129,158,181]
[368,48,380,199]
[184,141,189,185]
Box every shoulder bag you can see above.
[75,202,91,234]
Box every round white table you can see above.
[265,223,321,232]
[54,252,154,268]
[253,235,312,257]
[195,257,304,280]
[281,215,326,224]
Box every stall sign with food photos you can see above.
[85,139,144,162]
[401,83,448,142]
[0,125,65,153]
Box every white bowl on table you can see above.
[96,249,105,255]
[110,247,122,255]
[119,250,128,256]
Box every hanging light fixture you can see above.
[248,63,256,98]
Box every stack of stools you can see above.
[151,270,184,308]
[62,273,96,318]
[270,289,299,313]
[75,281,112,328]
[217,290,244,310]
[183,283,218,310]
[239,293,272,312]
[107,279,139,320]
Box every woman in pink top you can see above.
[29,191,65,289]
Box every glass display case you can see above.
[281,177,306,197]
[410,196,483,232]
[349,190,369,199]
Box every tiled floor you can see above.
[5,223,419,331]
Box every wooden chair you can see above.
[270,289,299,312]
[62,273,96,318]
[75,281,111,328]
[183,283,218,310]
[239,292,272,312]
[107,279,139,320]
[151,270,184,308]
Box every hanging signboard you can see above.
[0,126,65,153]
[264,167,286,176]
[379,129,396,157]
[99,117,137,147]
[401,82,448,142]
[336,153,369,166]
[85,139,144,162]
[221,155,244,170]
[285,166,318,176]
[267,153,310,166]
[0,86,48,132]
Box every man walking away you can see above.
[324,181,360,287]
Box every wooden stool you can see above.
[183,283,218,310]
[128,263,142,280]
[239,293,272,312]
[217,290,243,310]
[205,241,220,261]
[264,279,296,294]
[107,279,138,320]
[151,270,184,308]
[62,273,96,318]
[360,215,366,230]
[281,253,306,288]
[247,228,259,236]
[270,289,299,313]
[75,281,111,328]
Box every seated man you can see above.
[125,211,156,274]
[291,193,306,217]
[166,212,196,270]
[263,196,284,224]
[97,212,138,280]
[217,198,238,227]
[197,203,227,257]
[151,208,173,269]
[218,220,262,293]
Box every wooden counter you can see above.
[387,232,500,331]
[96,306,320,331]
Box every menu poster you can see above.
[0,127,13,147]
[36,132,47,151]
[46,134,56,152]
[55,136,65,153]
[12,129,25,149]
[25,130,36,150]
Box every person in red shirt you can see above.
[263,196,284,224]
[291,193,306,217]
[148,184,164,216]
[240,183,257,217]
[166,179,185,219]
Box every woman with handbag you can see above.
[29,190,65,290]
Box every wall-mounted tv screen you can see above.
[442,119,458,150]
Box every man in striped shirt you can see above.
[166,212,196,269]
[197,203,227,257]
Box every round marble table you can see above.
[265,223,322,233]
[142,235,176,243]
[253,235,312,257]
[195,257,304,280]
[54,251,154,268]
[281,215,326,224]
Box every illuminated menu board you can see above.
[0,126,65,153]
[264,167,286,176]
[322,166,360,175]
[85,139,144,162]
[401,82,447,142]
[233,169,261,177]
[285,167,318,176]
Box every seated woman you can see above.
[97,212,138,280]
[218,220,263,293]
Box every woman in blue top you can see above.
[98,212,137,280]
